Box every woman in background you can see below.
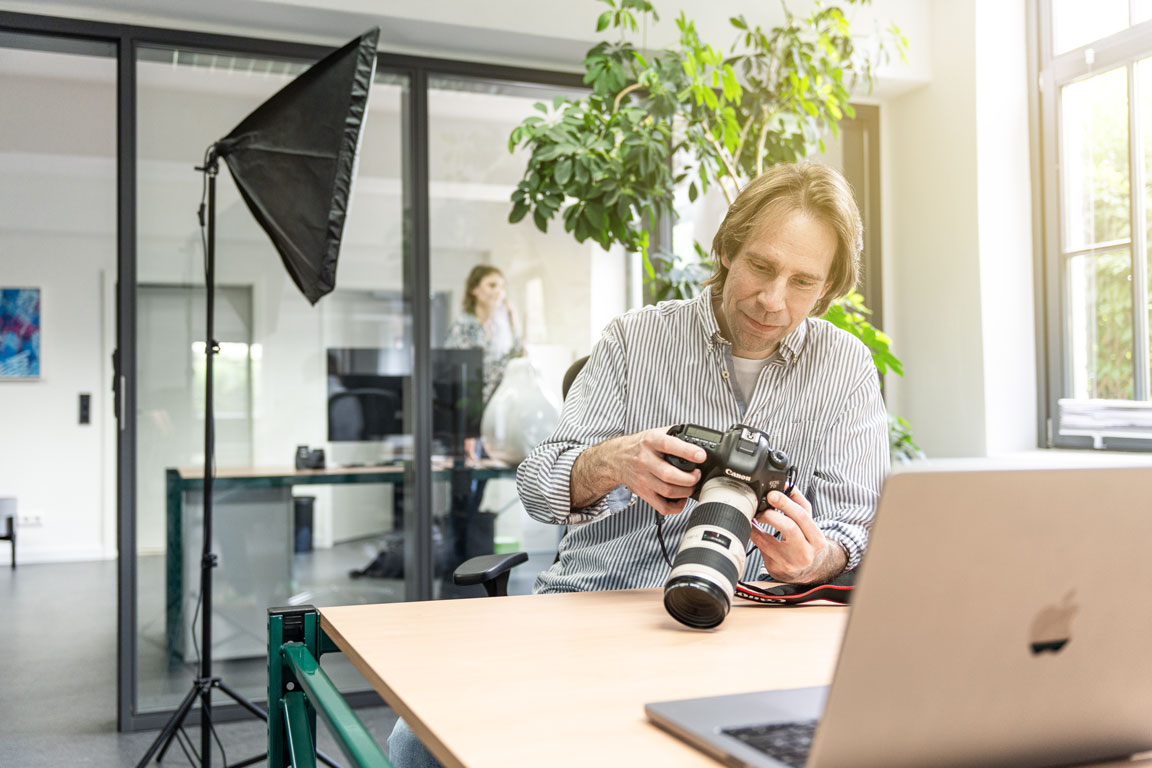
[442,265,523,588]
[445,264,524,412]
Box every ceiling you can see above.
[0,0,931,92]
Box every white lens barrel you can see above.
[697,476,759,519]
[663,476,761,629]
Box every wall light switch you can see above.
[79,393,91,425]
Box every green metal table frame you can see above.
[268,605,393,768]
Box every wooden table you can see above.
[321,588,848,768]
[319,589,1152,768]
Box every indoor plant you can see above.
[507,0,921,461]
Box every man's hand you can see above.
[750,488,847,585]
[570,427,703,515]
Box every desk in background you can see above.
[165,462,514,666]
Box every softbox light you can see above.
[215,27,379,304]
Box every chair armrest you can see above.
[452,551,529,597]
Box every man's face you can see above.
[715,209,836,359]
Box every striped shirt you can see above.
[516,288,889,594]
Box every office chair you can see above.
[451,355,589,596]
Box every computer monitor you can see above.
[427,347,485,454]
[326,347,484,450]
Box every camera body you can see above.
[665,423,794,513]
[662,423,797,630]
[294,445,326,470]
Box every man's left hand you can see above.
[750,488,846,585]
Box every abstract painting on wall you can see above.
[0,287,41,380]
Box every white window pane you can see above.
[1067,248,1134,399]
[1052,0,1129,54]
[1060,67,1130,251]
[1140,58,1152,391]
[1134,0,1152,25]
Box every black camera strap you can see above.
[734,570,856,606]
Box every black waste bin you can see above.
[293,495,315,553]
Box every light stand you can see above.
[138,156,339,768]
[135,26,379,768]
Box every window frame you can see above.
[1034,0,1152,450]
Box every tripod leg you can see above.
[214,678,342,767]
[212,678,268,721]
[317,749,345,768]
[173,727,201,766]
[135,681,203,768]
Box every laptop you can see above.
[645,461,1152,768]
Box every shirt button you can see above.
[721,370,730,379]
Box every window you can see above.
[1038,1,1152,448]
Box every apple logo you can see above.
[1030,590,1077,655]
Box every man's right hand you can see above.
[570,426,706,515]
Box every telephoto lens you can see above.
[663,477,760,629]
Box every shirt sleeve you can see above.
[516,318,634,525]
[807,351,890,572]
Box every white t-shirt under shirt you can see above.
[730,352,776,404]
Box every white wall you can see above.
[0,158,116,562]
[974,0,1038,455]
[0,52,117,563]
[882,0,1037,458]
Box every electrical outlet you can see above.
[17,514,41,527]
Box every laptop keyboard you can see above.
[721,719,818,767]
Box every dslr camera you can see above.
[294,445,326,470]
[662,423,796,629]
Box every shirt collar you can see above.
[693,286,810,363]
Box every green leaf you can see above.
[533,208,549,233]
[688,182,698,202]
[509,201,530,224]
[555,158,573,186]
[596,10,612,31]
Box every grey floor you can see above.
[0,556,401,768]
[0,542,550,767]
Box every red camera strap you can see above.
[735,575,854,605]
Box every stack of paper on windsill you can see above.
[1059,398,1152,434]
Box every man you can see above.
[387,161,888,767]
[518,160,888,591]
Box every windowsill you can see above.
[896,447,1152,474]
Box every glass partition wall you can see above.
[133,44,412,714]
[0,10,605,729]
[426,76,630,597]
